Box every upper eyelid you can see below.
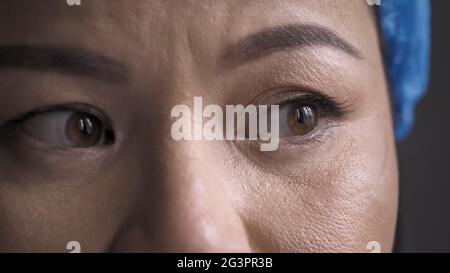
[250,85,337,103]
[277,94,330,106]
[279,95,351,116]
[5,103,112,125]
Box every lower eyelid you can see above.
[279,119,341,146]
[12,128,112,157]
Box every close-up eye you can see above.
[279,102,318,137]
[269,93,349,141]
[17,108,115,148]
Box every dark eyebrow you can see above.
[0,45,130,84]
[222,24,363,69]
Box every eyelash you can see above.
[277,93,352,118]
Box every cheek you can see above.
[238,124,398,252]
[0,149,137,252]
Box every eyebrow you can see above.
[0,45,130,84]
[222,24,363,68]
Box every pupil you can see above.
[296,105,314,125]
[78,116,94,135]
[66,112,108,147]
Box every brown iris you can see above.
[287,104,318,135]
[66,112,103,147]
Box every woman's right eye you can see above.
[18,110,115,148]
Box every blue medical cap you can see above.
[379,0,431,140]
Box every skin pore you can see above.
[0,0,398,252]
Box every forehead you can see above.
[0,0,372,40]
[0,0,376,79]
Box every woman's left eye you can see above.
[18,110,114,148]
[279,102,319,137]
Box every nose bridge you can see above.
[114,140,251,252]
[109,17,250,250]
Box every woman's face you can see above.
[0,0,398,252]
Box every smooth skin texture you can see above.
[0,0,398,252]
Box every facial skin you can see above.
[0,0,398,252]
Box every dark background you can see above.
[395,0,450,253]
